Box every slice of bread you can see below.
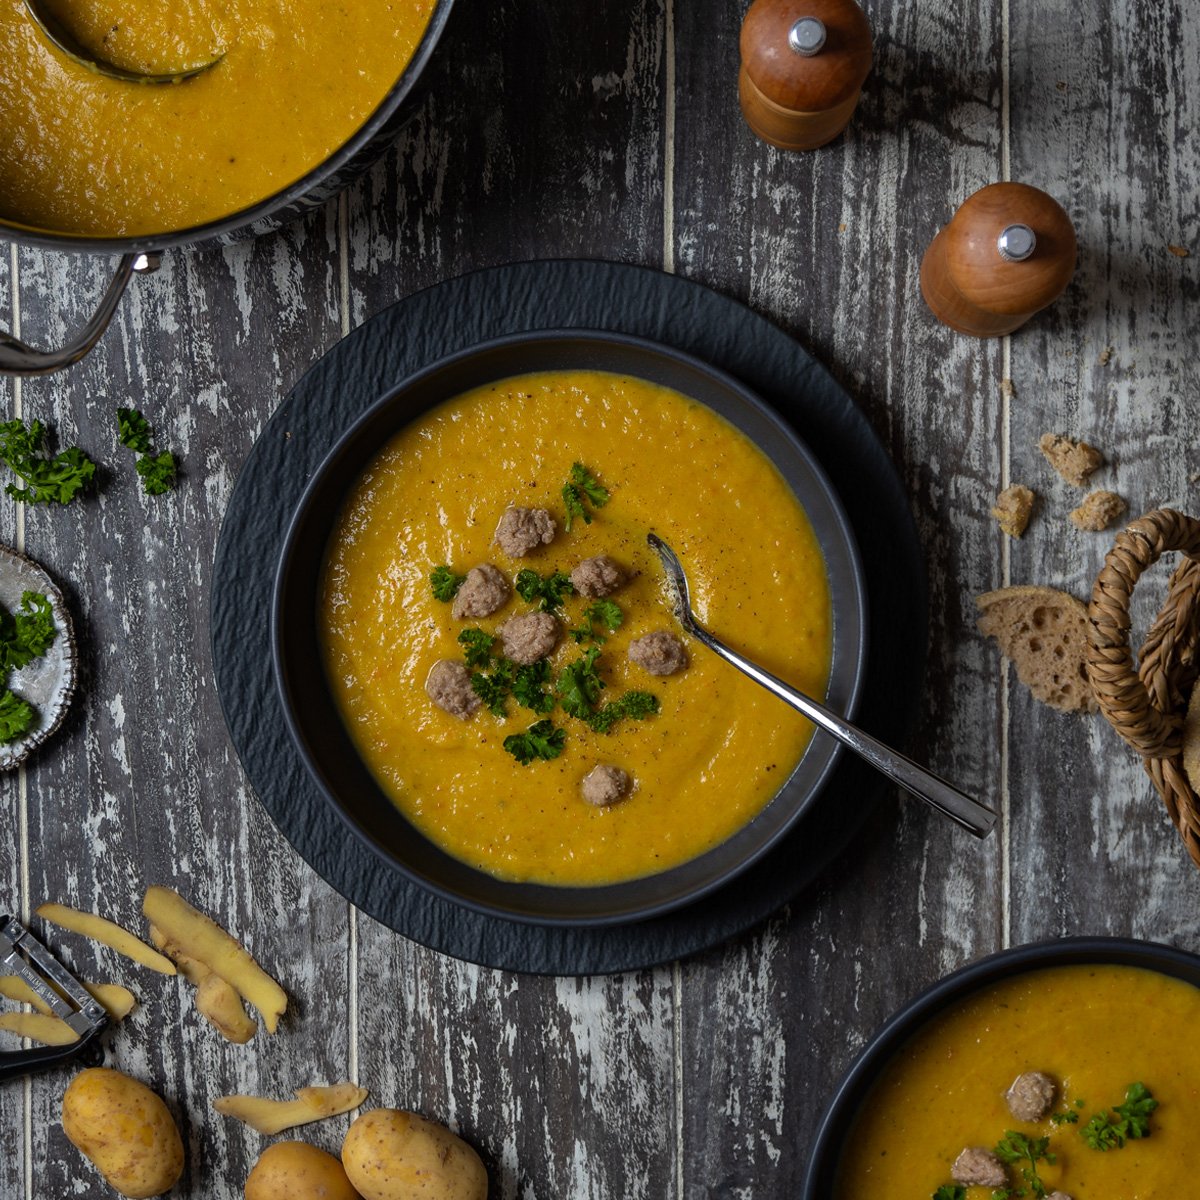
[976,585,1097,714]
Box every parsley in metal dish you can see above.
[0,590,57,744]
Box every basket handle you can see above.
[1087,509,1200,757]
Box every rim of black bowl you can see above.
[0,0,455,254]
[272,329,869,927]
[803,935,1200,1199]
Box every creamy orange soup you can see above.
[837,964,1200,1200]
[319,370,834,886]
[0,0,435,235]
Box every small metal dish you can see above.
[802,936,1200,1199]
[272,330,867,927]
[0,546,77,770]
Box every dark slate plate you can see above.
[211,259,927,975]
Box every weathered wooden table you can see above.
[2,0,1198,1194]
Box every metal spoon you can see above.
[646,533,997,838]
[25,0,225,83]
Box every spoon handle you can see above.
[686,625,998,839]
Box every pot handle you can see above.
[0,252,160,377]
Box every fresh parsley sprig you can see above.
[457,628,496,669]
[587,690,659,734]
[0,419,96,505]
[932,1188,966,1200]
[0,591,57,743]
[1080,1083,1157,1150]
[556,645,606,719]
[471,659,516,717]
[0,691,35,744]
[515,568,574,614]
[561,462,609,532]
[993,1132,1055,1199]
[116,408,177,495]
[512,660,555,715]
[430,565,467,602]
[569,599,623,644]
[503,719,566,765]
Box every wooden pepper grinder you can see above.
[920,182,1078,337]
[739,0,873,151]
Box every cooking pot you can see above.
[0,0,456,376]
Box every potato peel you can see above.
[195,973,257,1044]
[215,1083,368,1135]
[0,1010,78,1045]
[143,886,286,1033]
[36,902,176,976]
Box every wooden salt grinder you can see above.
[739,0,873,151]
[920,182,1078,337]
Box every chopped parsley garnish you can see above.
[993,1132,1054,1199]
[457,628,496,669]
[569,599,623,644]
[512,660,555,715]
[561,462,609,532]
[1049,1108,1079,1126]
[0,419,96,505]
[932,1188,966,1200]
[588,690,659,733]
[555,645,606,719]
[430,565,467,602]
[503,719,566,765]
[514,568,574,614]
[1080,1083,1158,1150]
[0,591,56,744]
[116,408,177,495]
[471,659,516,717]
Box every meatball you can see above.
[499,612,559,665]
[628,631,688,676]
[1047,1194,1073,1200]
[493,506,556,557]
[581,765,630,807]
[1005,1071,1056,1122]
[951,1148,1007,1190]
[451,563,510,620]
[570,555,625,599]
[425,660,481,720]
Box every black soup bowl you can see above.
[272,330,867,926]
[803,936,1200,1199]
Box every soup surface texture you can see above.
[836,964,1200,1200]
[319,370,834,886]
[0,0,434,235]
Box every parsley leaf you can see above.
[0,690,35,744]
[932,1188,966,1200]
[561,462,610,532]
[503,719,566,765]
[514,568,574,614]
[555,645,605,719]
[569,599,623,644]
[1082,1083,1158,1150]
[430,565,467,602]
[512,660,555,715]
[457,628,496,669]
[116,407,153,453]
[994,1132,1054,1199]
[0,419,96,505]
[1115,1082,1158,1139]
[1049,1109,1079,1126]
[0,592,56,672]
[471,659,516,717]
[588,690,659,734]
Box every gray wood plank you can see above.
[344,2,679,1196]
[671,0,1007,1192]
[11,214,353,1199]
[1007,0,1200,944]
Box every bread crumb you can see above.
[991,485,1034,538]
[1168,244,1189,258]
[1001,377,1016,399]
[1069,490,1125,531]
[976,585,1097,714]
[1098,346,1114,365]
[1038,433,1103,487]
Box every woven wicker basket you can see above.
[1087,508,1200,868]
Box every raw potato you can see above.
[0,1010,78,1045]
[62,1068,184,1199]
[244,1142,362,1200]
[216,1082,368,1135]
[143,887,286,1033]
[195,973,257,1044]
[36,903,176,976]
[342,1109,487,1200]
[0,976,135,1020]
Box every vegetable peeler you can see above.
[0,915,107,1082]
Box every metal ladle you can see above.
[24,0,225,83]
[647,533,998,838]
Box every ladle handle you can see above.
[687,624,998,838]
[0,252,159,376]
